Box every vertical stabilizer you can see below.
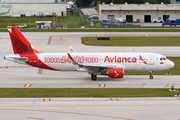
[8,26,41,54]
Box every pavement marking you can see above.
[166,84,174,88]
[99,84,106,88]
[48,36,52,45]
[165,73,171,77]
[0,66,30,68]
[41,72,81,77]
[111,98,118,101]
[51,36,63,38]
[0,66,8,69]
[27,117,43,120]
[38,68,43,74]
[97,34,100,37]
[145,34,149,37]
[43,98,51,102]
[166,75,171,77]
[64,35,79,37]
[24,84,32,88]
[0,108,134,120]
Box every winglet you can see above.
[67,53,78,65]
[70,46,76,53]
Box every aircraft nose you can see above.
[169,60,175,69]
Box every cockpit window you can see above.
[160,57,166,61]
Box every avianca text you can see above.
[44,56,137,64]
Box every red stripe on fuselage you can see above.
[22,53,59,71]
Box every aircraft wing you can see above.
[67,53,126,72]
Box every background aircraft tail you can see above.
[8,26,41,54]
[8,8,11,12]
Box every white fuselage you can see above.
[33,52,174,72]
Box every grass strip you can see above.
[0,88,178,98]
[82,37,180,46]
[1,29,180,32]
[0,16,87,28]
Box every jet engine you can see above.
[108,68,124,78]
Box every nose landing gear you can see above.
[149,71,153,79]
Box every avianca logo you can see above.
[139,55,148,65]
[115,70,119,76]
[104,55,148,65]
[114,70,119,77]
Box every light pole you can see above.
[29,20,31,28]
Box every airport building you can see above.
[0,0,67,16]
[99,3,180,22]
[171,0,180,4]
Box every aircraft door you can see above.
[149,55,155,65]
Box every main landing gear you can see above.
[149,71,153,79]
[91,74,97,81]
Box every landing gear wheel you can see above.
[149,71,153,79]
[91,74,97,81]
[149,76,153,79]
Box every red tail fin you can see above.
[8,26,41,54]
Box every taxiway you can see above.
[1,32,180,120]
[0,67,179,88]
[0,97,180,120]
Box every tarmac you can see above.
[1,32,180,120]
[0,98,180,120]
[1,32,180,57]
[0,66,179,88]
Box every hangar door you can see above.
[144,15,151,22]
[126,15,133,22]
[107,15,114,20]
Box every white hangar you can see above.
[99,3,180,22]
[0,0,67,16]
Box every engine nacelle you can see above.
[108,68,124,78]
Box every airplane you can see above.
[4,26,174,81]
[0,8,11,15]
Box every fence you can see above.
[75,5,84,24]
[100,20,141,27]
